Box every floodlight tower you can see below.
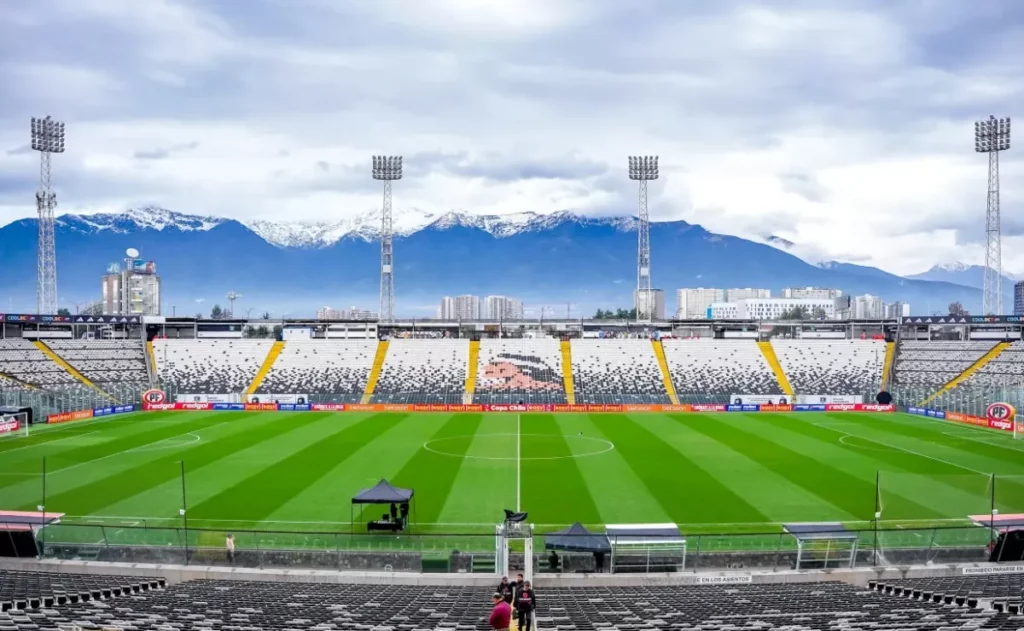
[628,156,658,322]
[30,116,65,314]
[226,291,241,318]
[372,156,402,322]
[975,115,1011,315]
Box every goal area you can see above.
[0,413,30,439]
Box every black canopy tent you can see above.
[351,479,415,532]
[544,522,611,553]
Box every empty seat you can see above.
[153,339,273,394]
[663,339,781,400]
[773,340,885,396]
[256,341,377,402]
[570,340,669,404]
[474,339,567,404]
[372,339,468,404]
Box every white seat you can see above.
[373,339,468,404]
[663,339,781,400]
[570,340,668,404]
[257,341,377,402]
[773,339,885,396]
[893,341,996,389]
[46,339,149,386]
[153,339,273,394]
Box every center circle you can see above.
[423,433,615,461]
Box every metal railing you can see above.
[12,520,1000,574]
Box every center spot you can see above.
[423,433,614,461]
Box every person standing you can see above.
[515,580,537,631]
[489,593,511,631]
[498,577,514,605]
[226,534,235,564]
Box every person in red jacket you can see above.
[489,593,511,630]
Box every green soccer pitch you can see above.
[1,410,1023,548]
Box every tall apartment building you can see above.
[851,294,885,319]
[484,296,524,320]
[101,256,161,316]
[780,287,843,300]
[676,288,725,319]
[884,301,911,319]
[1015,281,1024,316]
[440,295,481,319]
[634,289,666,319]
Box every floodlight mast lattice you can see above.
[629,156,658,322]
[30,116,65,315]
[975,115,1011,315]
[372,156,402,322]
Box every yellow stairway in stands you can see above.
[560,340,576,405]
[758,341,794,396]
[464,340,480,404]
[879,341,896,390]
[651,339,679,405]
[146,340,158,386]
[246,341,285,395]
[362,340,390,404]
[34,340,113,399]
[919,341,1010,406]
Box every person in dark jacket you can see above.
[515,580,537,631]
[498,577,514,605]
[489,593,511,631]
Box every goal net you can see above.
[0,413,29,439]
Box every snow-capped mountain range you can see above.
[0,206,1005,316]
[47,206,638,249]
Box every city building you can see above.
[440,295,482,319]
[484,296,524,320]
[316,306,378,320]
[884,301,911,319]
[676,288,725,319]
[851,294,884,319]
[101,253,161,316]
[1016,281,1024,316]
[726,288,771,302]
[708,298,840,320]
[634,288,666,319]
[780,287,843,300]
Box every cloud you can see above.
[0,0,1021,277]
[5,145,31,156]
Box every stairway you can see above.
[758,341,794,396]
[362,340,390,404]
[464,340,480,404]
[650,339,679,405]
[879,341,895,390]
[246,341,285,395]
[560,340,576,405]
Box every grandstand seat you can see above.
[256,340,377,402]
[893,341,997,390]
[663,339,781,401]
[571,340,669,404]
[0,569,163,610]
[0,340,83,390]
[949,340,1024,389]
[474,338,568,404]
[773,339,885,396]
[153,339,273,394]
[372,339,468,404]
[45,339,149,387]
[871,574,1023,612]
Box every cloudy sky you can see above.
[0,0,1021,276]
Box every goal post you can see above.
[0,413,30,439]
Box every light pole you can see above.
[975,116,1011,315]
[628,156,658,322]
[372,156,402,323]
[31,116,64,315]
[226,291,241,318]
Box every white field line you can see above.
[516,413,522,512]
[806,418,992,476]
[47,419,231,475]
[0,431,99,456]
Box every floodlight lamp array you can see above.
[628,155,659,180]
[372,155,403,180]
[30,116,66,153]
[975,116,1011,153]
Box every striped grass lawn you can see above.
[1,410,1023,553]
